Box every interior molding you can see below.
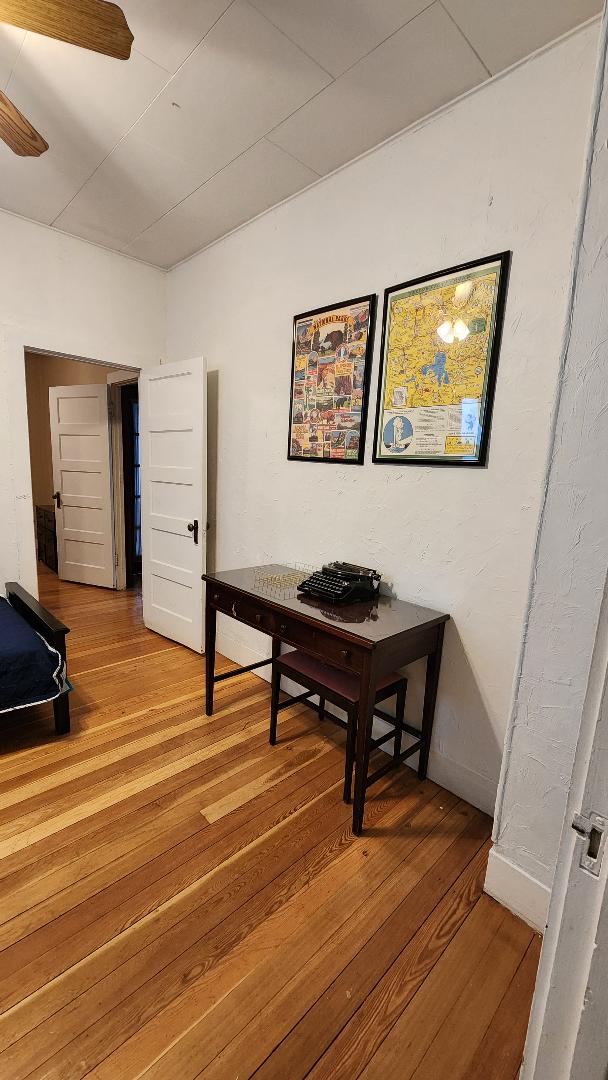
[484,846,551,932]
[109,383,126,590]
[25,345,141,369]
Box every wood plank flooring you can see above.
[0,566,541,1079]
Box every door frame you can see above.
[119,381,141,589]
[107,369,139,590]
[523,575,608,1078]
[22,345,141,594]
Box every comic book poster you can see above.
[373,254,510,465]
[288,294,376,464]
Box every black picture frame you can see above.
[287,293,377,465]
[372,251,511,467]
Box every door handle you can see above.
[53,491,61,509]
[188,520,199,545]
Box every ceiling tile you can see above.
[0,140,89,222]
[121,0,233,74]
[0,32,168,222]
[126,138,318,266]
[133,0,331,182]
[249,0,432,77]
[169,138,318,248]
[6,32,168,169]
[124,207,213,268]
[270,3,488,176]
[0,24,25,90]
[443,0,601,74]
[53,135,204,246]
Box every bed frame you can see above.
[5,582,71,735]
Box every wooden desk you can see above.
[203,565,449,834]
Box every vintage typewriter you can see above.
[297,562,381,604]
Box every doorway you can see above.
[24,348,139,592]
[23,348,208,652]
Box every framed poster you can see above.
[288,293,377,464]
[373,252,511,466]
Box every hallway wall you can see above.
[165,25,598,820]
[0,211,165,593]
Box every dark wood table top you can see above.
[203,564,449,645]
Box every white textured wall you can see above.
[492,14,608,901]
[0,212,165,593]
[520,8,608,1062]
[166,26,598,815]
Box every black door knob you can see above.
[187,520,199,544]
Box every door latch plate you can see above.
[572,811,607,876]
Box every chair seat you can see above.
[277,649,403,703]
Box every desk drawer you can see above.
[271,614,365,674]
[209,587,270,632]
[208,586,366,673]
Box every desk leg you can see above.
[352,653,378,836]
[205,603,217,716]
[418,623,445,780]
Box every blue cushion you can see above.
[0,597,65,713]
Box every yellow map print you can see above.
[383,271,498,411]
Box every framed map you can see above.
[373,253,511,466]
[288,294,377,465]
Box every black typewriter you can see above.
[297,562,381,604]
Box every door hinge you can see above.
[115,552,119,568]
[572,811,607,876]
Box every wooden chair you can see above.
[270,649,407,803]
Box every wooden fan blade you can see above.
[0,91,48,156]
[0,0,133,60]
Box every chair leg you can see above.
[343,705,356,803]
[270,663,280,745]
[393,680,406,766]
[318,696,325,722]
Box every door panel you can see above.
[140,358,206,652]
[49,384,115,588]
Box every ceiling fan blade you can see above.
[0,91,48,156]
[0,0,133,60]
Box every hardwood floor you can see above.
[0,566,541,1079]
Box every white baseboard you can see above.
[215,625,497,817]
[484,847,550,932]
[424,748,497,816]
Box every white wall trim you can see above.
[484,847,551,932]
[215,624,497,816]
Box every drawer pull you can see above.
[255,614,263,625]
[231,603,237,617]
[213,593,219,602]
[280,623,287,634]
[340,649,351,662]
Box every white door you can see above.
[140,358,206,652]
[523,586,608,1079]
[49,384,115,588]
